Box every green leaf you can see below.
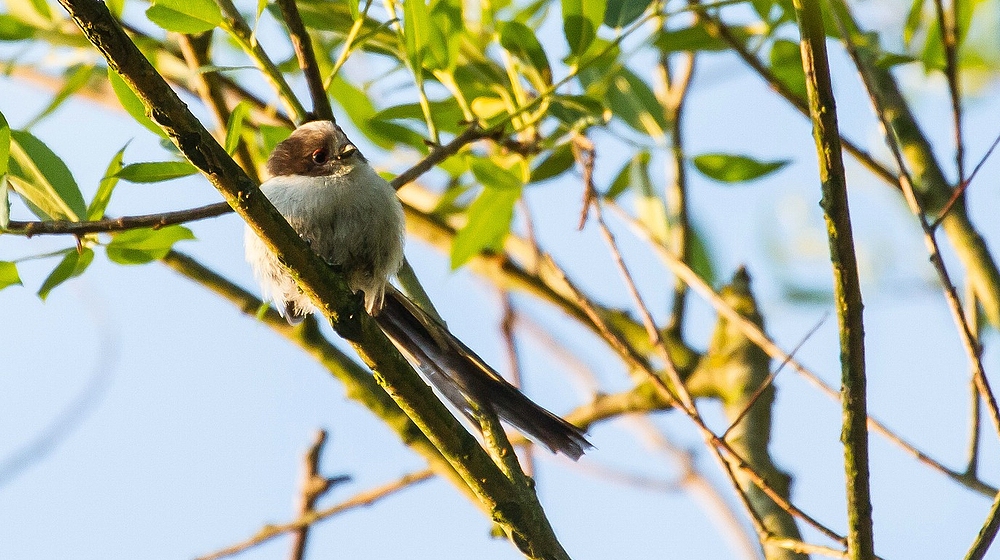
[0,261,21,291]
[470,158,523,191]
[146,0,223,34]
[107,0,126,18]
[688,225,716,286]
[0,109,9,176]
[770,39,808,101]
[875,52,918,69]
[451,186,522,269]
[403,0,428,64]
[224,101,252,155]
[607,68,668,137]
[654,25,735,53]
[530,143,575,183]
[348,0,360,20]
[88,144,128,220]
[26,64,97,129]
[903,0,925,46]
[605,158,632,200]
[562,0,605,56]
[8,129,86,220]
[6,0,52,26]
[115,161,198,183]
[108,68,166,138]
[260,125,293,156]
[331,75,426,150]
[0,15,36,41]
[38,248,94,301]
[623,151,668,243]
[106,225,195,265]
[499,21,552,85]
[549,94,607,130]
[0,176,10,229]
[692,153,790,183]
[603,0,653,28]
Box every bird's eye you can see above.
[311,149,329,164]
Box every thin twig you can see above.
[659,49,696,333]
[198,470,434,560]
[276,0,334,122]
[828,0,1000,442]
[932,129,1000,229]
[611,203,998,496]
[933,0,964,185]
[501,294,535,475]
[721,315,827,440]
[215,0,308,122]
[576,135,837,548]
[290,430,347,560]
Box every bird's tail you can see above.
[373,287,591,460]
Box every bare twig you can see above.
[289,430,348,560]
[721,315,827,440]
[576,135,833,551]
[276,0,333,122]
[828,0,1000,443]
[613,203,998,496]
[198,470,434,560]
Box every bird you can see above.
[245,120,591,459]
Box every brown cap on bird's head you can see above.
[266,121,365,179]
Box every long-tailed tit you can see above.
[245,121,590,459]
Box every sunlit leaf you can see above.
[688,225,716,286]
[693,153,789,183]
[38,248,94,301]
[549,94,607,130]
[562,0,605,56]
[107,0,126,18]
[26,64,97,129]
[224,101,252,155]
[654,25,736,53]
[530,143,575,183]
[7,130,86,220]
[106,225,195,265]
[6,0,52,26]
[451,186,522,269]
[0,14,35,41]
[403,0,428,63]
[331,75,427,150]
[108,68,166,138]
[903,0,925,46]
[0,261,20,291]
[603,0,653,29]
[0,176,10,229]
[499,21,552,85]
[116,161,198,183]
[88,144,128,220]
[0,109,9,176]
[470,158,523,191]
[146,0,223,34]
[770,39,807,101]
[260,125,293,155]
[607,68,668,137]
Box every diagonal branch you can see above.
[55,2,570,557]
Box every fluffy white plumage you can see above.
[244,121,405,320]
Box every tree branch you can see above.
[56,2,570,556]
[791,1,873,557]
